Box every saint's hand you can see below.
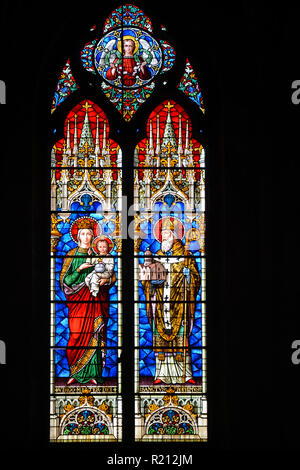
[77,262,93,271]
[98,279,108,286]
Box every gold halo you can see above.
[117,35,139,55]
[70,217,101,244]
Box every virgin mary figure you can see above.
[60,217,115,385]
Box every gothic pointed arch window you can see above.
[50,3,207,443]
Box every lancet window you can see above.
[134,100,207,441]
[49,3,207,443]
[50,100,123,442]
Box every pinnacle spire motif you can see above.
[66,120,72,156]
[117,147,122,167]
[149,120,154,156]
[94,115,100,156]
[73,114,79,157]
[184,120,190,156]
[178,115,183,155]
[161,102,177,149]
[79,102,95,151]
[102,120,107,157]
[155,114,161,156]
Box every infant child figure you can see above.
[85,238,115,297]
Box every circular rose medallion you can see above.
[94,28,162,89]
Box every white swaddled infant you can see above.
[85,238,114,297]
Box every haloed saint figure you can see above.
[106,37,151,87]
[94,28,162,88]
[141,217,201,385]
[60,218,115,385]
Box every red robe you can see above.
[61,248,113,382]
[65,284,110,380]
[106,56,151,87]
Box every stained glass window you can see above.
[134,100,207,441]
[50,3,207,443]
[50,99,122,442]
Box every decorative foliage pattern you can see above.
[101,81,155,121]
[159,40,176,73]
[81,39,98,74]
[51,59,79,113]
[63,410,110,436]
[177,59,205,113]
[147,409,195,435]
[60,390,113,437]
[103,4,153,33]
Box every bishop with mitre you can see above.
[141,217,201,385]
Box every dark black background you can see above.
[0,0,299,457]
